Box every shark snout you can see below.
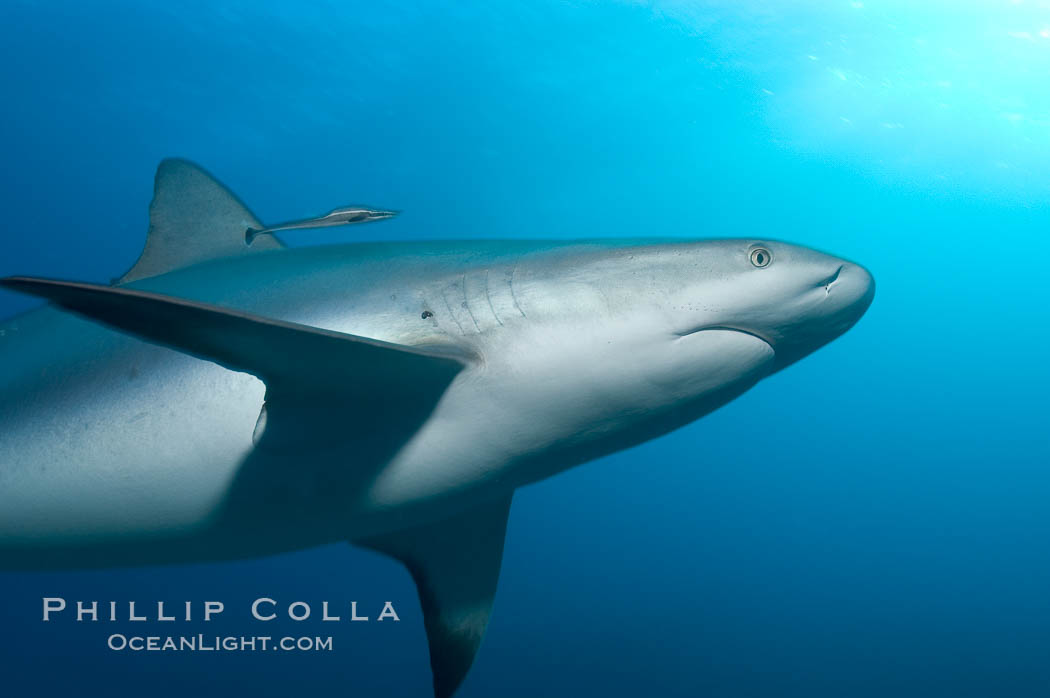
[764,259,874,372]
[665,242,873,374]
[827,262,875,319]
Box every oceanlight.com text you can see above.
[107,634,334,652]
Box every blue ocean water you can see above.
[1,1,1048,695]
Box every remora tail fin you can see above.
[358,495,513,698]
[0,277,470,402]
[118,159,283,284]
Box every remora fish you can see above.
[0,159,874,697]
[244,205,398,244]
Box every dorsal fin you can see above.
[118,159,283,284]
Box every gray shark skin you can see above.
[0,159,874,698]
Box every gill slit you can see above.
[441,287,466,336]
[508,265,527,319]
[484,269,504,326]
[460,274,482,333]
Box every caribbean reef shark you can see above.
[0,159,874,697]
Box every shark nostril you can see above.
[819,265,845,293]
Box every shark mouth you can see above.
[676,325,776,352]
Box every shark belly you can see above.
[0,294,498,567]
[0,306,267,566]
[362,321,776,513]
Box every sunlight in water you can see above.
[645,0,1050,197]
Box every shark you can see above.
[0,159,874,697]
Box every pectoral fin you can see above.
[0,277,471,405]
[357,495,513,698]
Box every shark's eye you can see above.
[750,247,772,268]
[421,310,434,319]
